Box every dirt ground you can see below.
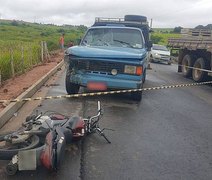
[0,50,64,111]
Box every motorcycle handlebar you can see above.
[22,113,43,127]
[98,101,101,112]
[84,101,102,123]
[92,101,102,118]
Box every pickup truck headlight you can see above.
[154,53,161,58]
[124,65,143,75]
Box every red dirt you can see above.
[0,51,64,111]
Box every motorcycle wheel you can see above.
[0,135,40,160]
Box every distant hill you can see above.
[195,24,212,30]
[0,19,87,50]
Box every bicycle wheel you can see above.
[0,135,40,160]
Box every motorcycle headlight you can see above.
[124,65,143,75]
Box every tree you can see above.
[151,34,163,44]
[195,24,212,30]
[57,28,65,33]
[11,20,19,26]
[77,25,88,32]
[205,24,212,30]
[195,25,205,29]
[173,26,183,33]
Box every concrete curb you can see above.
[0,60,64,128]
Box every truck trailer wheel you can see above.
[182,54,195,77]
[192,57,209,82]
[65,70,80,94]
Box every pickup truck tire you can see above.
[124,15,147,22]
[142,70,146,83]
[192,57,209,82]
[65,70,80,94]
[182,54,195,77]
[150,55,154,62]
[131,83,143,101]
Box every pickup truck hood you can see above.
[66,46,146,59]
[152,50,170,56]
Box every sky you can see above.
[0,0,211,28]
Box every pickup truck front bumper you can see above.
[69,72,143,90]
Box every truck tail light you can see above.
[136,66,143,75]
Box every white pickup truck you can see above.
[150,44,171,65]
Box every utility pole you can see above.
[150,18,153,29]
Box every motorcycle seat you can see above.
[63,116,82,130]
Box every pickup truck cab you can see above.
[65,15,151,101]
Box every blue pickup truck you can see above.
[64,15,152,101]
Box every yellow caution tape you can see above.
[178,64,212,73]
[0,81,211,104]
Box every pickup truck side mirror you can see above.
[147,41,152,51]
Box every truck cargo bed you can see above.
[168,29,212,52]
[168,38,212,52]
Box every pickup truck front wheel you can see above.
[131,83,143,101]
[65,70,80,94]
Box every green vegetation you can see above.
[0,42,41,80]
[150,28,181,45]
[0,20,87,50]
[0,19,87,81]
[0,21,182,82]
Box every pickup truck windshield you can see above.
[81,28,144,49]
[152,45,169,51]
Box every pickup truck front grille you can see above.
[159,54,170,57]
[159,54,170,60]
[76,60,124,74]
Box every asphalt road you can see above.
[1,62,212,180]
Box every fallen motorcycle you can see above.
[0,101,111,175]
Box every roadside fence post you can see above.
[44,41,47,62]
[10,48,15,78]
[21,46,25,73]
[44,41,50,62]
[30,44,33,66]
[41,41,44,63]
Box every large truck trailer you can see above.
[168,29,212,82]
